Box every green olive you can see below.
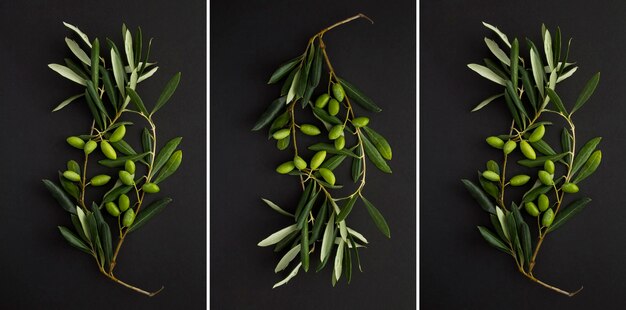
[62,170,81,182]
[125,160,136,174]
[300,124,321,136]
[319,168,336,185]
[352,117,370,128]
[334,136,345,150]
[142,182,160,193]
[328,125,344,140]
[524,202,540,217]
[503,140,517,155]
[528,125,545,143]
[119,170,134,186]
[538,170,554,186]
[544,160,555,174]
[486,136,504,149]
[122,209,136,227]
[328,99,340,116]
[272,128,291,140]
[293,156,307,170]
[66,136,85,149]
[482,170,500,182]
[509,175,530,186]
[109,125,126,142]
[562,182,580,193]
[332,83,345,102]
[314,94,331,108]
[105,202,121,217]
[538,194,549,212]
[90,175,111,186]
[310,151,327,170]
[520,140,536,160]
[84,140,97,155]
[276,161,295,174]
[542,208,555,227]
[118,194,130,212]
[100,140,117,160]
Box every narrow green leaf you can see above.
[520,222,532,265]
[294,182,313,220]
[86,80,108,116]
[471,93,503,112]
[110,139,138,156]
[134,27,142,68]
[84,89,103,129]
[336,195,358,223]
[258,224,299,247]
[517,152,568,167]
[572,150,601,184]
[547,198,591,232]
[98,152,149,168]
[362,127,392,160]
[90,38,100,88]
[572,72,600,114]
[252,97,286,131]
[86,213,99,245]
[478,172,499,199]
[286,69,301,104]
[100,67,118,110]
[125,87,149,115]
[138,66,159,83]
[361,134,392,173]
[309,40,323,87]
[274,231,299,253]
[268,56,303,84]
[153,150,182,184]
[312,107,342,125]
[361,196,390,238]
[65,38,91,65]
[351,147,363,183]
[505,212,517,248]
[152,72,182,114]
[477,226,510,254]
[99,222,112,267]
[521,182,552,204]
[461,179,496,214]
[308,143,358,158]
[124,29,134,71]
[58,226,91,254]
[48,64,86,85]
[510,38,519,87]
[561,128,572,163]
[520,69,537,110]
[128,197,172,232]
[102,185,132,205]
[319,154,347,171]
[557,66,577,83]
[503,91,522,128]
[297,191,319,229]
[505,80,528,119]
[301,222,310,272]
[58,171,79,200]
[53,94,84,112]
[467,64,506,86]
[281,69,297,96]
[571,137,602,176]
[544,29,554,71]
[529,139,557,156]
[338,78,382,112]
[554,27,561,64]
[43,179,76,214]
[334,239,345,281]
[150,137,183,176]
[545,88,567,115]
[142,128,153,163]
[262,198,293,217]
[310,201,328,244]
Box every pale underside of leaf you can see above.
[272,262,302,289]
[495,207,509,241]
[339,220,348,242]
[472,93,503,112]
[482,22,511,48]
[544,30,554,71]
[467,64,506,86]
[347,227,368,244]
[484,38,510,66]
[65,38,91,66]
[262,198,293,217]
[53,93,84,112]
[138,66,159,83]
[556,66,577,83]
[257,224,298,247]
[334,239,345,281]
[48,64,86,85]
[530,49,544,97]
[274,244,301,273]
[286,70,301,104]
[320,213,335,262]
[63,22,92,47]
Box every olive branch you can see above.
[43,23,183,296]
[463,22,602,296]
[253,14,394,288]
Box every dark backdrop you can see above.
[421,0,626,308]
[0,1,206,309]
[210,1,416,309]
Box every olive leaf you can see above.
[48,64,87,85]
[301,222,310,271]
[142,128,153,162]
[152,72,182,114]
[268,56,303,84]
[571,137,602,176]
[485,37,510,66]
[572,72,600,114]
[461,179,496,214]
[58,171,80,200]
[98,152,149,167]
[262,198,293,217]
[310,201,328,244]
[362,126,392,160]
[477,226,510,254]
[308,143,358,158]
[273,262,303,289]
[252,97,287,131]
[545,88,567,115]
[338,78,382,112]
[517,152,568,167]
[110,48,126,97]
[128,198,172,232]
[482,22,511,47]
[296,191,319,229]
[361,134,392,173]
[275,244,301,273]
[258,224,300,247]
[471,93,503,112]
[152,137,183,175]
[58,226,92,254]
[547,198,591,232]
[467,64,506,86]
[126,87,149,115]
[43,179,77,214]
[360,196,390,238]
[153,150,183,184]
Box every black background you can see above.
[0,1,206,309]
[421,0,626,309]
[210,1,415,309]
